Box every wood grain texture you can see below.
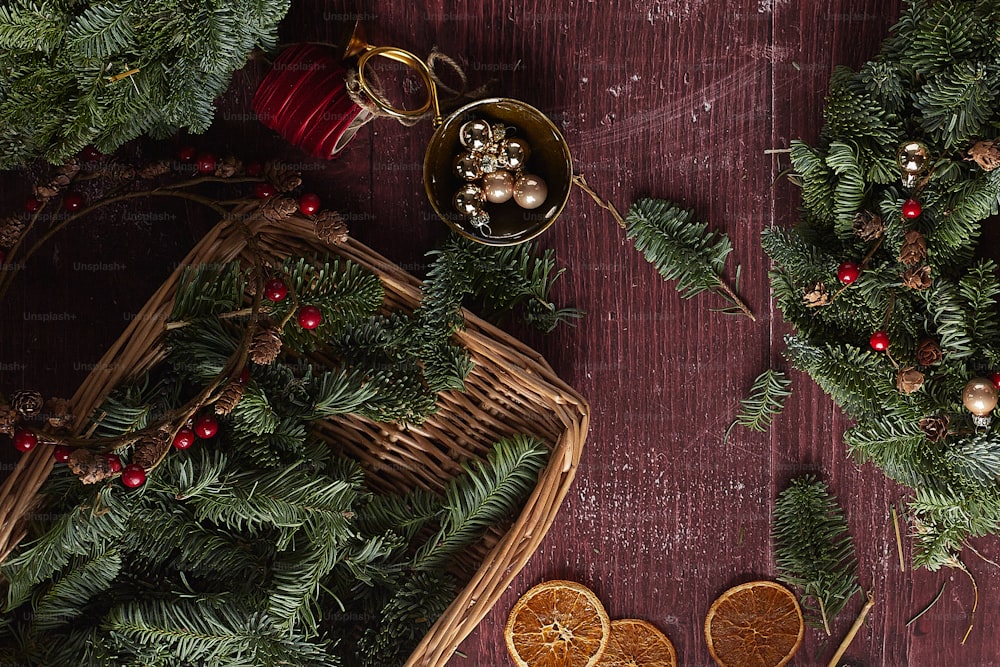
[2,1,999,665]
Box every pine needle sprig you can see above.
[732,369,792,433]
[773,476,862,635]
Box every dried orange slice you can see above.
[596,618,677,667]
[505,579,611,667]
[704,580,803,667]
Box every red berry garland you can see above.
[121,464,146,488]
[63,192,85,212]
[12,429,37,452]
[177,145,197,162]
[264,278,289,302]
[297,305,323,330]
[52,445,72,462]
[254,182,276,199]
[902,198,922,219]
[173,427,196,450]
[194,415,219,439]
[298,193,321,216]
[837,261,860,284]
[196,153,217,175]
[870,331,890,352]
[105,454,123,473]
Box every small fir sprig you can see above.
[772,476,862,635]
[732,369,792,433]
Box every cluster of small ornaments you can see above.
[451,119,547,235]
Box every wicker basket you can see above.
[0,207,590,666]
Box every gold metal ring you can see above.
[356,46,441,122]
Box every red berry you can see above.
[173,427,196,450]
[52,445,72,462]
[870,331,890,352]
[63,192,85,212]
[298,193,321,216]
[24,197,41,213]
[837,261,860,284]
[105,454,123,473]
[991,373,1000,390]
[121,464,146,488]
[196,153,217,175]
[902,198,922,219]
[80,145,102,162]
[254,182,276,199]
[194,415,219,439]
[177,145,197,162]
[297,305,323,330]
[13,430,37,452]
[246,161,263,177]
[238,367,250,384]
[264,278,288,301]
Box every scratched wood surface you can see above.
[2,1,999,665]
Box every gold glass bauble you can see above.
[459,120,492,150]
[897,141,929,186]
[962,378,998,417]
[453,183,485,215]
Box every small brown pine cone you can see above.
[902,265,932,290]
[802,281,830,307]
[10,390,44,417]
[132,437,168,470]
[896,367,924,394]
[919,414,950,443]
[111,164,137,180]
[915,339,943,366]
[33,159,80,200]
[68,449,116,485]
[250,327,283,365]
[315,210,349,246]
[263,161,302,193]
[57,158,81,180]
[969,140,1000,171]
[214,380,246,416]
[0,400,18,436]
[215,155,243,178]
[261,196,299,223]
[139,160,173,179]
[0,215,26,248]
[852,211,885,241]
[898,230,927,266]
[43,397,74,430]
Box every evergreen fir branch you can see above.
[915,61,999,149]
[734,369,792,432]
[154,448,227,500]
[625,198,752,318]
[925,281,975,359]
[945,433,1000,487]
[229,382,280,436]
[304,368,380,419]
[844,418,939,488]
[166,316,239,383]
[958,260,1000,360]
[413,435,548,570]
[66,2,137,59]
[168,262,248,322]
[30,550,122,633]
[0,2,67,52]
[772,476,862,634]
[354,489,442,543]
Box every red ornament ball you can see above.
[196,153,217,175]
[105,454,123,473]
[177,145,197,162]
[298,193,321,216]
[173,427,196,450]
[52,445,72,462]
[24,197,41,213]
[254,182,276,199]
[991,372,1000,390]
[837,261,860,284]
[264,278,289,302]
[902,198,922,219]
[246,161,263,177]
[297,305,323,330]
[63,192,85,212]
[194,415,219,439]
[13,430,37,452]
[869,331,890,352]
[121,464,146,488]
[80,145,102,162]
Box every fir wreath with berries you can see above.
[764,0,1000,570]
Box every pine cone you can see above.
[263,161,302,193]
[10,390,44,417]
[969,140,1000,171]
[261,196,299,223]
[43,397,74,430]
[110,163,137,180]
[68,449,116,485]
[0,215,26,248]
[919,415,949,442]
[898,230,927,266]
[0,399,18,436]
[896,367,924,394]
[214,380,246,415]
[139,160,173,179]
[852,210,884,241]
[915,339,943,366]
[33,159,81,200]
[315,210,349,246]
[214,155,243,178]
[250,327,283,365]
[802,282,830,307]
[902,265,932,290]
[132,437,168,470]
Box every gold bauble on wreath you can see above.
[962,378,998,428]
[896,140,930,187]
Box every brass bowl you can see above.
[423,98,573,246]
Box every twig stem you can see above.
[827,592,875,667]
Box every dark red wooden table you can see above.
[3,1,999,665]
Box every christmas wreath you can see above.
[764,0,1000,570]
